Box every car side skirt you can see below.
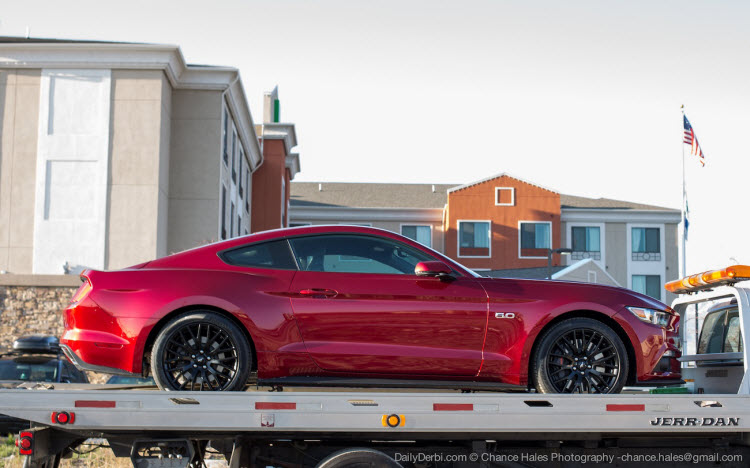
[257,376,526,391]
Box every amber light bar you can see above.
[664,265,750,294]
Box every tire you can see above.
[151,311,252,391]
[316,448,402,468]
[531,317,628,394]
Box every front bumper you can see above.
[60,344,138,377]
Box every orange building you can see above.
[444,174,562,271]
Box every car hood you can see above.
[477,277,671,313]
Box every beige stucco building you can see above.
[0,37,297,275]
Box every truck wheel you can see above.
[531,318,628,394]
[151,311,252,391]
[316,448,402,468]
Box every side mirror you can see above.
[415,261,454,280]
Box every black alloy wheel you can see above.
[532,318,628,394]
[151,311,252,392]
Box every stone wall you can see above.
[0,285,75,350]
[0,275,109,383]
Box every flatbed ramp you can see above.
[2,388,750,468]
[1,389,749,435]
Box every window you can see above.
[458,221,490,257]
[222,109,229,165]
[571,226,601,260]
[632,274,661,300]
[495,187,515,206]
[632,227,660,261]
[289,235,434,274]
[698,307,742,356]
[231,128,237,183]
[221,240,297,270]
[238,157,244,198]
[245,169,250,213]
[401,225,431,247]
[220,185,227,240]
[520,222,551,258]
[230,202,236,238]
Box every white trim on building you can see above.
[626,222,667,302]
[518,220,552,260]
[399,223,433,248]
[494,187,515,206]
[565,221,606,270]
[457,219,492,259]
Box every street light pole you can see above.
[547,248,573,280]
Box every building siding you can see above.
[167,89,223,254]
[106,70,169,270]
[0,70,41,273]
[604,222,627,287]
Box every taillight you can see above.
[17,431,33,456]
[70,278,92,305]
[51,411,75,425]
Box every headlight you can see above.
[626,306,672,328]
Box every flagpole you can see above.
[681,105,687,278]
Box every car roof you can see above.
[0,354,60,364]
[148,225,472,275]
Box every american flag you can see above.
[683,114,706,166]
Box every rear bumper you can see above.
[60,344,138,377]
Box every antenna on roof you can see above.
[318,183,322,192]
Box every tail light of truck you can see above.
[70,277,92,305]
[51,411,75,425]
[17,431,33,456]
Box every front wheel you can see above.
[151,311,252,391]
[531,318,629,394]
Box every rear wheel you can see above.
[532,317,628,394]
[151,311,252,391]
[316,448,402,468]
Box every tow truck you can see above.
[3,266,750,467]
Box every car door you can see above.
[287,233,488,376]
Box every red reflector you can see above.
[433,403,474,411]
[255,402,296,410]
[606,404,645,412]
[51,411,75,424]
[19,432,32,456]
[76,400,116,408]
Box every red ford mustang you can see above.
[60,225,681,393]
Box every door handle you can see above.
[299,288,338,298]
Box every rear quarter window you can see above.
[220,240,297,270]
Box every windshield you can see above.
[0,358,59,382]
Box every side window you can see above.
[289,235,434,274]
[60,361,73,383]
[698,310,728,354]
[221,240,297,270]
[724,309,742,353]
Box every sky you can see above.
[1,0,749,274]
